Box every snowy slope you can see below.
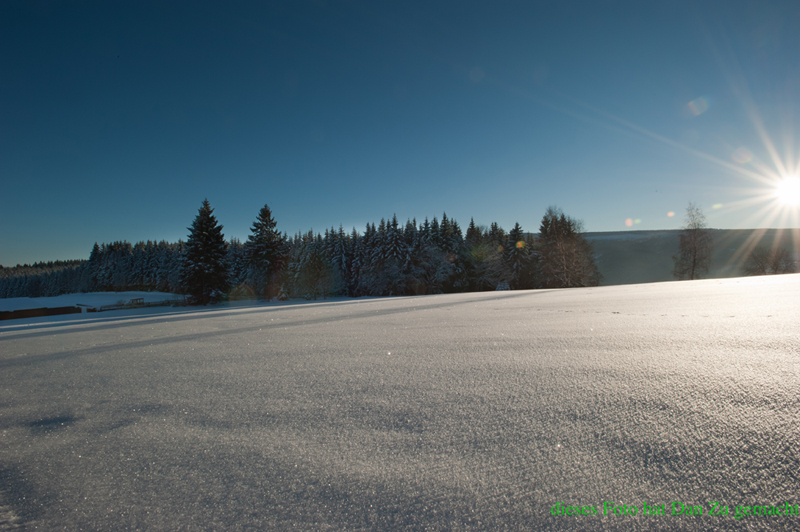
[0,275,798,530]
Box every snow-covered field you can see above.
[0,276,798,530]
[0,291,179,312]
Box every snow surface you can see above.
[0,275,798,530]
[0,291,179,312]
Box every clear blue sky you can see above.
[2,0,799,266]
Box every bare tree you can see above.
[744,246,795,276]
[672,202,712,280]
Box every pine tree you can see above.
[227,238,252,299]
[501,222,535,289]
[429,217,441,249]
[291,231,339,299]
[404,218,417,248]
[245,204,286,299]
[87,242,101,292]
[168,241,185,293]
[385,215,405,264]
[488,222,506,250]
[465,218,482,248]
[538,206,600,288]
[419,217,431,246]
[180,199,230,305]
[378,214,406,295]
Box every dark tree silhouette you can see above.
[245,204,286,299]
[180,199,230,305]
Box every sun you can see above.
[775,177,800,205]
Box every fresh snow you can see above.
[1,275,798,530]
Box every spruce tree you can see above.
[180,199,230,305]
[245,204,285,299]
[501,222,534,289]
[538,206,600,288]
[404,218,418,248]
[465,218,482,248]
[87,242,101,291]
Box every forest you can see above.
[0,202,600,303]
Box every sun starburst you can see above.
[775,177,800,206]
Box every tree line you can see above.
[0,259,88,299]
[0,201,601,303]
[4,201,795,303]
[0,241,186,298]
[182,200,601,304]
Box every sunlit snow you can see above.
[0,276,798,530]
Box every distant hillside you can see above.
[586,228,800,286]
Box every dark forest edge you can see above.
[1,201,600,304]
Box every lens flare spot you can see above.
[776,177,800,205]
[712,203,723,209]
[516,241,525,249]
[634,219,641,225]
[687,97,709,116]
[732,147,753,164]
[667,211,675,217]
[625,218,633,227]
[497,245,504,252]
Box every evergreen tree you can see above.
[378,214,406,295]
[488,222,506,249]
[465,218,482,248]
[404,218,418,248]
[462,219,500,291]
[538,206,600,288]
[245,204,286,299]
[290,231,340,299]
[180,199,230,305]
[501,222,535,289]
[168,240,185,293]
[429,217,441,249]
[87,242,101,291]
[331,225,352,294]
[385,215,405,264]
[227,238,251,298]
[419,217,431,247]
[346,228,361,296]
